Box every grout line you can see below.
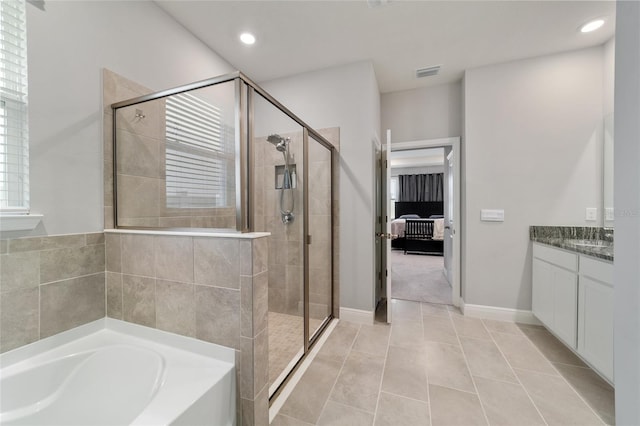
[513,325,608,425]
[484,320,549,426]
[371,320,392,425]
[451,308,491,426]
[315,321,361,424]
[422,302,433,426]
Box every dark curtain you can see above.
[398,174,443,202]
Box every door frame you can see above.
[388,136,461,308]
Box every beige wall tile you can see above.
[116,130,163,179]
[40,244,105,284]
[122,274,156,327]
[0,251,40,292]
[194,237,240,288]
[105,233,121,273]
[85,233,105,245]
[240,336,255,400]
[0,239,7,254]
[0,287,39,352]
[252,237,268,275]
[117,175,160,219]
[40,273,106,338]
[156,279,195,337]
[8,234,85,253]
[155,236,194,283]
[195,285,240,349]
[121,234,155,277]
[106,272,123,320]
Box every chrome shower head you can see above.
[267,134,288,152]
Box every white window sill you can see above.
[0,214,43,232]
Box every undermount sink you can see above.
[565,239,612,248]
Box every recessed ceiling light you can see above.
[240,32,256,45]
[580,19,605,33]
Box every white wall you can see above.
[381,82,462,143]
[613,1,640,423]
[25,1,234,236]
[261,61,381,313]
[463,46,604,310]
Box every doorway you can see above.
[376,136,461,322]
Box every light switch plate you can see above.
[586,207,598,221]
[605,207,614,221]
[480,209,504,222]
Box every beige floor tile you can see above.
[352,324,391,356]
[271,414,315,426]
[429,384,487,426]
[425,341,475,393]
[515,368,605,426]
[280,356,343,424]
[391,299,423,322]
[381,345,429,401]
[474,376,545,426]
[554,363,615,425]
[423,315,459,346]
[330,350,385,413]
[482,319,523,335]
[460,337,517,383]
[521,326,587,367]
[390,320,424,349]
[421,302,451,319]
[491,331,558,375]
[374,392,429,426]
[316,321,360,364]
[317,401,375,426]
[452,316,491,340]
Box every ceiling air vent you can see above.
[416,65,441,78]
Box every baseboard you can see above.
[339,307,374,325]
[460,299,541,325]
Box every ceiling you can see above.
[156,0,615,94]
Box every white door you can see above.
[384,130,393,323]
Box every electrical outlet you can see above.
[586,207,598,221]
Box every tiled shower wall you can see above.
[105,231,269,426]
[252,128,340,321]
[103,69,236,229]
[0,233,105,353]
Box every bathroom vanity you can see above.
[530,227,614,384]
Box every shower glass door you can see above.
[307,134,333,342]
[251,92,306,396]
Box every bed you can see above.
[390,201,445,255]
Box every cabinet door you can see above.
[578,277,614,382]
[553,267,578,349]
[532,258,554,328]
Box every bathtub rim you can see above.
[0,318,235,369]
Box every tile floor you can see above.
[272,299,614,426]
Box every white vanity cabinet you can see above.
[578,255,614,382]
[531,242,614,384]
[532,243,578,348]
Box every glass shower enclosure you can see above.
[111,72,335,400]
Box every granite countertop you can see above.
[530,226,613,262]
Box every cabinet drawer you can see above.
[533,243,578,272]
[580,256,613,286]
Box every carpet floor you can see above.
[390,249,452,305]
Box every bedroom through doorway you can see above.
[389,147,452,305]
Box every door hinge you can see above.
[384,160,388,168]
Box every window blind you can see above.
[0,0,29,212]
[165,92,233,209]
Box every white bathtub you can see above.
[0,319,236,425]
